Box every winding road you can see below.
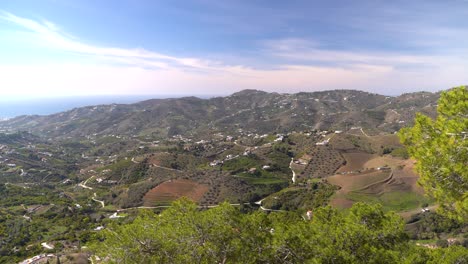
[289,158,297,183]
[77,176,105,207]
[92,193,105,208]
[360,128,370,137]
[78,176,94,190]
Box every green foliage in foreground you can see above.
[399,86,468,220]
[261,182,338,211]
[90,200,467,263]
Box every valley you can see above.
[0,89,465,263]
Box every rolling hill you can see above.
[0,89,440,139]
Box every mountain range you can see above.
[0,89,440,138]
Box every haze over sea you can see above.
[0,95,209,119]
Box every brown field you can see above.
[363,156,405,169]
[367,134,404,153]
[337,152,377,172]
[328,170,390,208]
[392,159,425,194]
[328,158,431,212]
[143,179,209,206]
[325,132,430,213]
[148,152,170,166]
[369,134,401,147]
[328,170,391,193]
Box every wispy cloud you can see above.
[0,11,466,98]
[0,11,215,70]
[262,38,458,68]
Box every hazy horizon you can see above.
[0,87,450,119]
[0,94,224,118]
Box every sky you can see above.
[0,0,467,99]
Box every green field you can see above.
[346,191,432,212]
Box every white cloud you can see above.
[0,12,466,98]
[0,11,213,70]
[262,38,462,68]
[1,61,465,98]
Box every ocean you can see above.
[0,95,178,119]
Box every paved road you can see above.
[360,128,370,137]
[92,193,105,208]
[78,176,94,190]
[289,158,297,183]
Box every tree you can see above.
[399,86,467,220]
[90,200,415,263]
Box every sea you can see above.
[0,95,215,119]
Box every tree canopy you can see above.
[399,86,468,220]
[90,199,467,263]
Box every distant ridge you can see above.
[0,89,441,139]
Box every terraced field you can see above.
[328,156,431,213]
[143,179,209,206]
[329,170,391,192]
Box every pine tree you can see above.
[399,86,468,220]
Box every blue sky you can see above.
[0,0,467,99]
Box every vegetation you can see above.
[261,182,338,211]
[222,155,261,173]
[0,89,439,139]
[0,89,466,262]
[389,147,409,159]
[91,199,467,263]
[301,146,345,178]
[406,211,467,241]
[399,86,468,220]
[0,186,98,262]
[347,191,432,212]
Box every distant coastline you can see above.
[0,95,154,118]
[0,94,217,119]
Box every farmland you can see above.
[143,179,209,206]
[328,154,432,213]
[337,152,377,172]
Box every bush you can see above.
[390,147,409,159]
[436,239,449,248]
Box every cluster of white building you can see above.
[19,254,55,264]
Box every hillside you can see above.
[1,88,465,263]
[0,89,439,139]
